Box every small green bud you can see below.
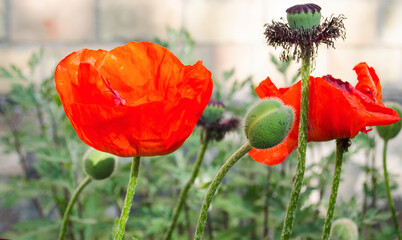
[286,3,321,30]
[329,218,358,240]
[244,99,294,149]
[376,102,402,141]
[83,148,118,180]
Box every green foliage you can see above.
[0,29,400,240]
[270,53,301,85]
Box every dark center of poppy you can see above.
[323,75,353,93]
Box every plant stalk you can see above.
[321,138,349,240]
[194,141,252,240]
[113,156,141,240]
[163,137,209,240]
[263,166,271,239]
[58,176,92,240]
[383,140,402,240]
[280,49,311,240]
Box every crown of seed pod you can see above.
[329,218,358,240]
[286,3,321,30]
[264,3,345,62]
[83,148,118,180]
[244,99,294,149]
[376,102,402,141]
[201,100,226,125]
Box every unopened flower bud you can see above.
[244,99,294,149]
[83,148,118,180]
[286,3,321,30]
[329,218,358,240]
[376,102,402,141]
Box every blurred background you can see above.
[0,0,402,90]
[0,0,402,239]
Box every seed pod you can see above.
[376,102,402,141]
[244,99,294,149]
[83,148,118,180]
[202,102,225,125]
[329,218,358,240]
[286,3,321,30]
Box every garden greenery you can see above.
[0,25,401,240]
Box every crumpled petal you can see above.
[55,41,213,157]
[249,62,400,166]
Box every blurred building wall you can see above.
[0,0,401,91]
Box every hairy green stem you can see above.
[163,137,210,240]
[113,156,141,240]
[321,139,349,240]
[280,50,311,240]
[58,176,92,240]
[194,141,252,240]
[383,140,402,240]
[263,167,271,239]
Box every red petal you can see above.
[354,62,383,104]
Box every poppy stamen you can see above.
[101,74,126,106]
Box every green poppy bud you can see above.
[244,99,294,149]
[286,3,321,30]
[376,102,402,141]
[329,218,358,240]
[83,148,118,180]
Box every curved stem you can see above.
[58,176,92,240]
[163,137,210,240]
[113,156,141,240]
[321,139,349,240]
[383,140,402,240]
[280,50,311,240]
[194,141,252,240]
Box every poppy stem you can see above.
[163,135,210,240]
[113,156,141,240]
[321,138,350,240]
[193,141,252,240]
[382,139,402,240]
[58,176,92,240]
[280,49,311,240]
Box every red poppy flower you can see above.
[249,62,401,165]
[55,41,213,157]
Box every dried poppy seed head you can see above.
[201,100,225,125]
[264,3,345,62]
[286,3,321,30]
[197,99,239,141]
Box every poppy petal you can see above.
[354,62,382,104]
[55,41,213,157]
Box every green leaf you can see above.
[28,48,44,74]
[223,68,235,81]
[0,67,13,78]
